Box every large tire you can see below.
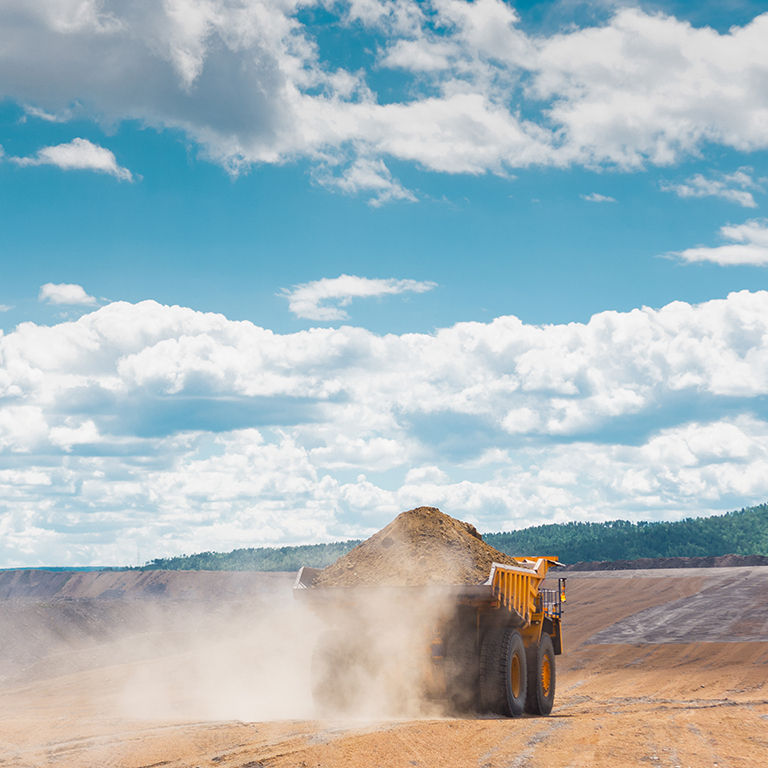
[479,627,527,717]
[525,633,556,716]
[311,629,363,715]
[444,629,480,714]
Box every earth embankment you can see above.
[565,553,768,570]
[0,568,295,601]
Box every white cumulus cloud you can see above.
[280,274,437,320]
[2,292,768,564]
[9,138,134,181]
[661,168,764,208]
[673,219,768,266]
[581,193,616,203]
[38,282,97,305]
[1,3,768,197]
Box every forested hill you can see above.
[141,503,768,571]
[483,503,768,565]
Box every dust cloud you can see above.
[306,587,466,720]
[2,587,461,724]
[0,508,523,725]
[116,588,465,722]
[118,598,325,721]
[0,591,323,722]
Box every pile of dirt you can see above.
[565,553,768,571]
[313,507,522,587]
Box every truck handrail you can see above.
[486,558,561,625]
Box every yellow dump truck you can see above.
[294,557,566,717]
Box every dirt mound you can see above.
[313,506,521,587]
[565,553,768,571]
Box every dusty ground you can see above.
[1,567,767,767]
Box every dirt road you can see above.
[1,567,766,767]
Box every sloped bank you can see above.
[565,553,768,571]
[0,568,295,601]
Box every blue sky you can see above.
[2,0,768,566]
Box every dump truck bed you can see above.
[294,558,562,628]
[295,568,498,604]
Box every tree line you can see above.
[483,503,768,564]
[141,540,361,572]
[140,503,768,571]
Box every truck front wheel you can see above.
[479,627,527,717]
[525,633,556,715]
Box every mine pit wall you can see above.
[0,569,296,601]
[564,553,768,570]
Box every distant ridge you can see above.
[484,503,768,565]
[135,503,768,572]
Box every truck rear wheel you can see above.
[525,633,555,715]
[479,627,527,717]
